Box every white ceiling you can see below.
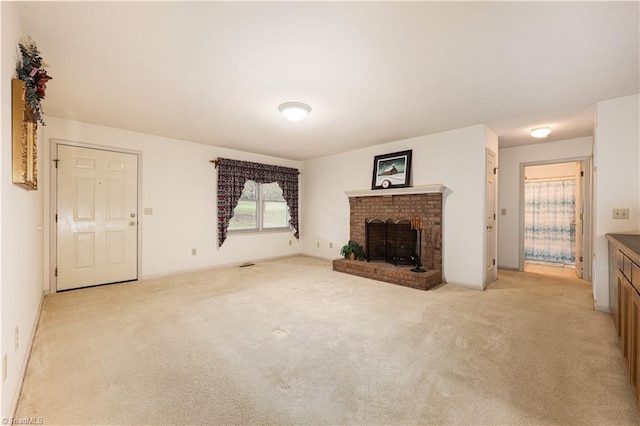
[17,1,639,161]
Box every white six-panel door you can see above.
[57,145,138,291]
[485,149,497,285]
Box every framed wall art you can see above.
[12,78,38,190]
[371,149,412,190]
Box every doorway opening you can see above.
[519,158,591,280]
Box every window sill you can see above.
[228,228,293,237]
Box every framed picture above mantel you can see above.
[371,149,412,190]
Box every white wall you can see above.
[301,124,496,289]
[497,137,593,270]
[42,117,302,286]
[1,2,46,418]
[593,94,640,312]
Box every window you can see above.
[216,157,299,247]
[228,181,291,232]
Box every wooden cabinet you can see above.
[607,234,640,408]
[632,289,640,402]
[618,270,633,370]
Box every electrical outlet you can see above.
[317,242,320,248]
[191,248,197,256]
[613,208,629,219]
[329,242,333,249]
[2,354,7,382]
[15,327,19,351]
[289,240,292,246]
[501,208,507,216]
[144,208,153,215]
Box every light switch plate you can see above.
[613,208,629,219]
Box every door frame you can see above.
[518,156,592,280]
[49,139,143,293]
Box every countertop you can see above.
[607,234,640,263]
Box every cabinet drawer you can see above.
[624,255,633,281]
[618,250,626,272]
[633,262,640,293]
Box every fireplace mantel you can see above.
[344,184,446,198]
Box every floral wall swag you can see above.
[16,37,52,125]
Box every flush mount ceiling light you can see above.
[530,127,551,138]
[279,102,311,122]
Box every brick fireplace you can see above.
[333,185,444,290]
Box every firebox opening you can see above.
[366,218,416,266]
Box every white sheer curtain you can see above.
[524,179,576,264]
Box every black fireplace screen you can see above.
[365,219,416,266]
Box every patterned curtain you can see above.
[217,157,299,247]
[524,179,576,264]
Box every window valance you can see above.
[216,157,299,247]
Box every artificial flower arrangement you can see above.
[15,37,52,125]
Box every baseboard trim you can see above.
[594,303,611,314]
[9,291,45,419]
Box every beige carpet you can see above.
[16,256,640,425]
